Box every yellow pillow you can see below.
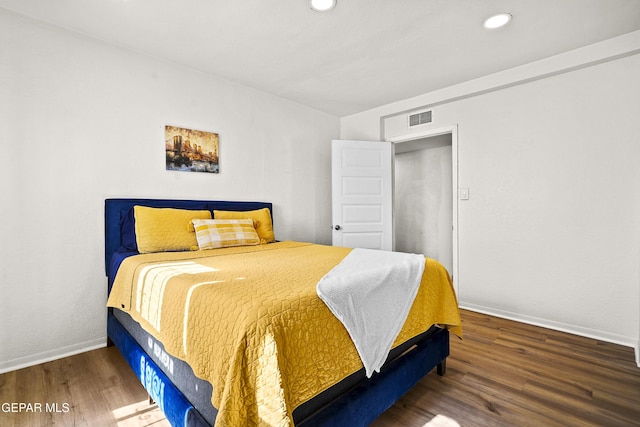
[134,206,212,253]
[191,219,261,250]
[213,208,275,243]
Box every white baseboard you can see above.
[0,337,107,375]
[636,339,640,368]
[460,303,637,350]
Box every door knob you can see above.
[334,225,342,231]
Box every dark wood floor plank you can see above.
[374,310,640,427]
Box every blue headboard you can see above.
[104,198,273,275]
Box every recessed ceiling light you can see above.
[483,13,512,29]
[310,0,336,12]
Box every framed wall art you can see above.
[165,125,219,173]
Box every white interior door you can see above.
[331,139,393,250]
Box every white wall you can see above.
[0,10,338,373]
[342,32,640,351]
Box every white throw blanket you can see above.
[316,248,426,377]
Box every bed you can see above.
[105,198,461,427]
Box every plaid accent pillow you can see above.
[213,208,275,243]
[191,219,261,250]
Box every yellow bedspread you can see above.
[107,241,461,427]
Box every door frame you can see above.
[387,125,459,295]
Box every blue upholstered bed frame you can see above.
[105,198,450,427]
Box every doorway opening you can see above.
[388,126,459,293]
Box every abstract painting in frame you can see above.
[165,125,219,173]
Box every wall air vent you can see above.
[408,110,432,127]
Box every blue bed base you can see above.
[108,311,209,427]
[105,198,450,426]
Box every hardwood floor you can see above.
[372,310,640,427]
[0,346,170,427]
[1,310,639,426]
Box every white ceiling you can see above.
[2,0,640,117]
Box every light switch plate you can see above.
[459,188,470,200]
